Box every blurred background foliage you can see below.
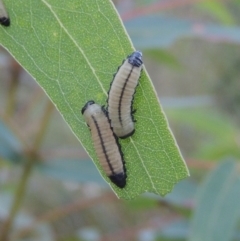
[1,0,240,240]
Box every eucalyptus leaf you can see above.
[0,0,189,199]
[189,160,240,241]
[157,219,189,240]
[197,0,235,25]
[167,108,240,160]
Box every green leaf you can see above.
[145,49,181,69]
[189,160,240,241]
[167,108,240,160]
[197,0,235,25]
[0,0,189,199]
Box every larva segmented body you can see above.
[107,51,143,139]
[82,101,126,188]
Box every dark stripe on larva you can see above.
[107,51,143,139]
[92,115,115,175]
[118,66,134,126]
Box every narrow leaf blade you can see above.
[0,0,189,199]
[189,160,240,241]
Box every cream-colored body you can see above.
[83,103,124,176]
[108,59,142,138]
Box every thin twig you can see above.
[0,100,55,241]
[0,111,30,150]
[31,100,55,150]
[16,87,44,125]
[0,157,35,241]
[5,60,22,117]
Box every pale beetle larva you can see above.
[82,100,126,188]
[0,0,10,27]
[107,51,143,139]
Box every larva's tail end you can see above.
[81,100,95,114]
[0,17,10,27]
[119,129,135,139]
[109,173,126,188]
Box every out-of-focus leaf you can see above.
[157,219,189,240]
[0,120,23,163]
[76,227,100,241]
[124,196,157,211]
[160,96,214,109]
[36,159,107,186]
[189,160,240,241]
[197,1,235,25]
[234,0,240,7]
[145,49,181,69]
[138,229,156,241]
[146,179,197,207]
[167,108,240,160]
[0,0,189,199]
[163,179,196,207]
[125,15,191,49]
[0,192,13,217]
[26,224,54,241]
[125,178,198,213]
[0,192,53,241]
[125,15,240,49]
[167,108,235,137]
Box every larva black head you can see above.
[109,172,126,188]
[0,17,10,27]
[101,105,108,116]
[81,100,95,114]
[128,51,143,67]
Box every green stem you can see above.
[0,157,35,241]
[0,100,54,241]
